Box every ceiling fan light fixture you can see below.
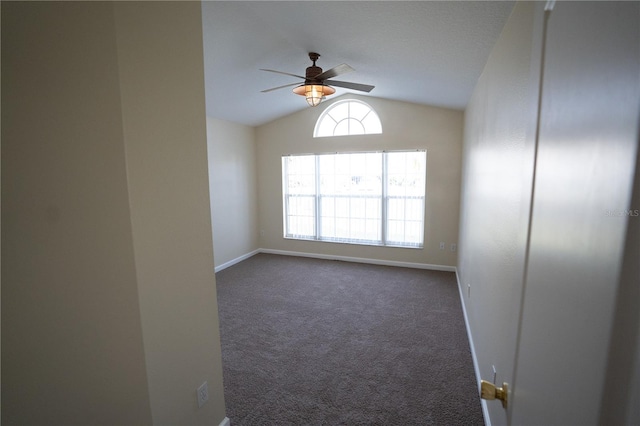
[293,84,336,107]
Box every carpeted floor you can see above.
[215,253,484,425]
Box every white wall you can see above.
[256,94,463,267]
[601,139,640,425]
[2,2,227,424]
[2,2,152,423]
[206,117,259,269]
[512,2,639,424]
[114,3,226,424]
[459,1,640,425]
[457,2,542,424]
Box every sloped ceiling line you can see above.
[201,1,514,127]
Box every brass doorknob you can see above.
[480,380,508,409]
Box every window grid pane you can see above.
[314,100,383,138]
[283,156,316,239]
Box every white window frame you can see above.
[282,150,426,248]
[313,99,382,138]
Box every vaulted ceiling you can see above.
[201,1,514,127]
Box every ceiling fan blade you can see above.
[261,82,301,93]
[314,63,354,81]
[259,69,306,80]
[326,80,375,93]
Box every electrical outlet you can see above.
[197,381,209,408]
[439,242,445,250]
[451,243,457,252]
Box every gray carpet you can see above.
[215,253,484,425]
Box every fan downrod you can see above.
[308,52,320,65]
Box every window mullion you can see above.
[382,152,388,246]
[315,155,321,240]
[283,158,290,237]
[403,155,408,243]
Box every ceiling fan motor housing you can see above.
[305,66,323,82]
[306,53,323,82]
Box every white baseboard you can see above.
[215,246,456,274]
[214,249,260,273]
[259,248,456,272]
[219,417,231,426]
[455,268,491,426]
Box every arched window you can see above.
[314,99,382,138]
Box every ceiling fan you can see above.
[260,52,375,107]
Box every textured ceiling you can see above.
[201,1,514,127]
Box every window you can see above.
[282,151,426,248]
[314,100,382,138]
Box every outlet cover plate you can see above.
[197,381,209,408]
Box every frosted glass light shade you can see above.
[293,84,336,107]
